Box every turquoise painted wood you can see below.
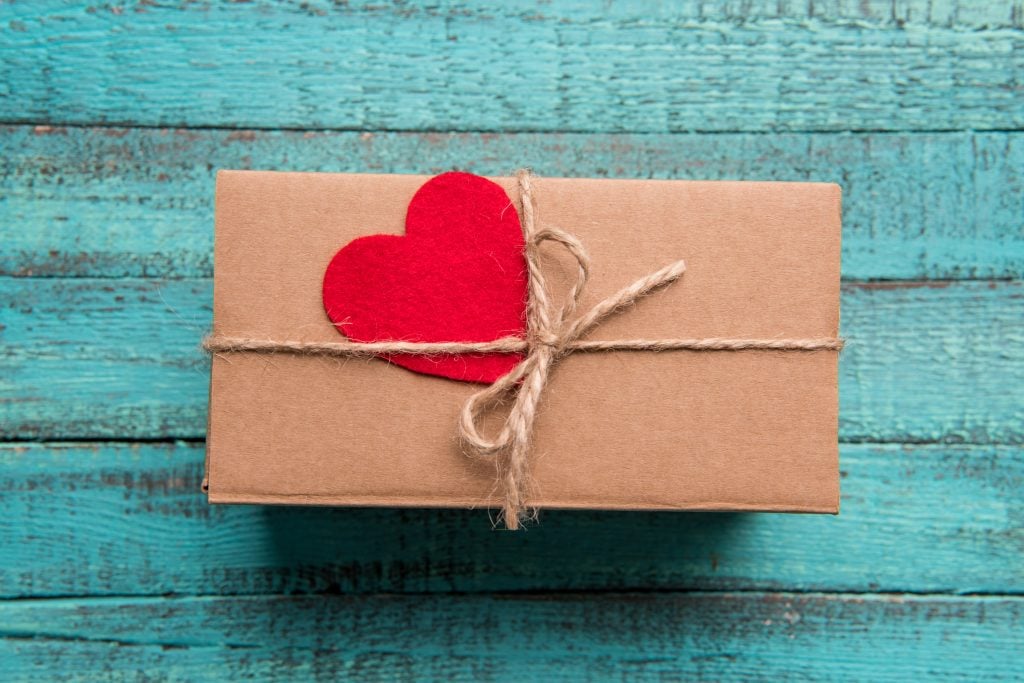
[2,278,1022,442]
[2,594,1021,681]
[1,0,1022,679]
[3,2,1024,132]
[3,125,1023,280]
[2,442,1021,598]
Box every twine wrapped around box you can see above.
[204,170,843,529]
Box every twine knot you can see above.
[530,331,562,349]
[457,170,687,529]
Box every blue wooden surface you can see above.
[1,1,1022,680]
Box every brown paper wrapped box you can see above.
[205,171,841,514]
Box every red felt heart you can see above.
[322,172,528,383]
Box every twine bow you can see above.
[458,170,687,528]
[204,169,843,530]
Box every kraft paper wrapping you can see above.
[205,171,841,512]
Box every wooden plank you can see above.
[2,593,1021,681]
[8,0,1024,32]
[3,2,1023,133]
[2,278,1021,443]
[1,441,1020,597]
[3,126,1023,281]
[0,278,209,441]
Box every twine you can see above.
[204,170,843,529]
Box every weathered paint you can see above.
[2,125,1023,280]
[0,441,1021,598]
[1,1,1022,678]
[2,2,1023,132]
[1,278,1021,443]
[2,593,1022,681]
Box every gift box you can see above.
[204,170,841,527]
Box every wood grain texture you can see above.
[2,441,1021,598]
[2,1,1023,677]
[2,1,1023,133]
[3,125,1023,280]
[3,593,1022,681]
[2,278,1021,443]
